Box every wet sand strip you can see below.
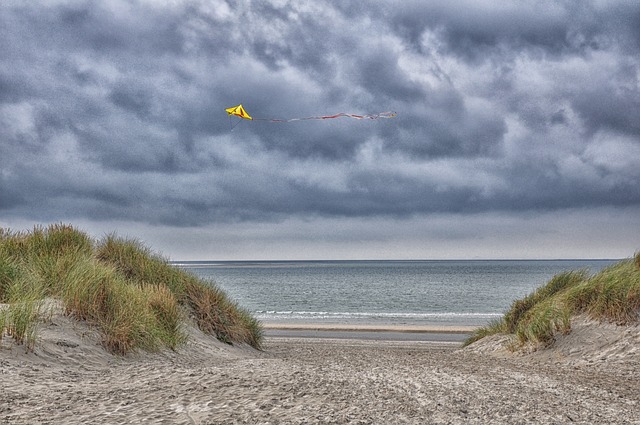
[263,323,477,342]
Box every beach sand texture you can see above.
[1,311,639,424]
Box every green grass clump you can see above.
[463,318,507,346]
[565,258,640,324]
[97,236,262,348]
[0,224,263,354]
[3,282,44,351]
[503,270,588,334]
[513,301,571,346]
[96,235,188,300]
[464,255,640,349]
[0,265,46,350]
[183,279,263,348]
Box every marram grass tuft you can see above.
[0,224,263,354]
[465,256,640,349]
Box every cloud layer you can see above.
[1,1,639,258]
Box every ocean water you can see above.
[176,260,618,327]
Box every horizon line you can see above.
[170,258,624,263]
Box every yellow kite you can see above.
[225,104,253,120]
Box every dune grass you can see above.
[0,224,263,354]
[464,253,640,348]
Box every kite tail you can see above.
[253,111,397,122]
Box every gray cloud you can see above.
[0,0,639,259]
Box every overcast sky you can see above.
[1,0,639,260]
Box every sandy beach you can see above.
[262,323,477,333]
[1,312,639,424]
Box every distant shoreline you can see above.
[261,322,477,342]
[262,322,477,334]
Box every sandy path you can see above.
[1,334,638,424]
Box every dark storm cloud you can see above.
[388,1,637,58]
[572,82,640,137]
[356,47,426,102]
[0,0,639,228]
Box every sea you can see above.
[175,260,619,328]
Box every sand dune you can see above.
[466,315,640,366]
[1,310,639,424]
